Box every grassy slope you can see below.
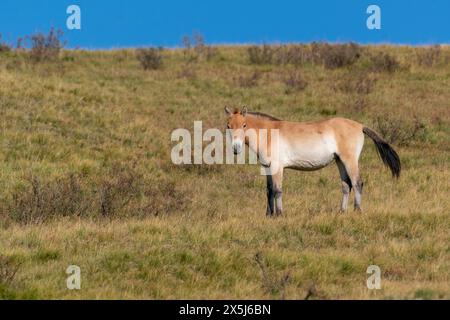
[0,46,449,299]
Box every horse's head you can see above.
[224,106,248,154]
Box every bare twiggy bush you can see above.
[16,37,24,50]
[178,63,197,79]
[205,47,219,61]
[182,35,194,61]
[312,42,361,69]
[352,96,369,113]
[98,163,189,217]
[336,71,377,113]
[182,32,217,62]
[273,45,311,65]
[142,180,189,216]
[369,52,401,73]
[235,70,262,88]
[178,32,216,79]
[354,73,377,95]
[322,43,361,69]
[282,69,308,93]
[335,71,377,95]
[136,47,163,70]
[248,44,311,66]
[0,255,21,286]
[193,32,205,56]
[254,252,291,299]
[304,283,319,300]
[373,115,428,146]
[192,32,218,61]
[9,174,88,224]
[6,164,190,223]
[248,44,276,65]
[416,45,442,67]
[98,164,142,217]
[342,95,369,113]
[0,43,11,53]
[170,162,223,176]
[29,28,65,62]
[0,34,11,53]
[248,42,361,68]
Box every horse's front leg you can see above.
[266,175,274,217]
[265,164,284,217]
[272,166,284,216]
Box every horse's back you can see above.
[325,117,364,131]
[279,117,363,140]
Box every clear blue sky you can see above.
[0,0,449,48]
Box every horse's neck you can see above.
[246,116,278,131]
[245,116,279,156]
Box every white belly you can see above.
[279,135,337,171]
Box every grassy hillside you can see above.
[0,43,449,299]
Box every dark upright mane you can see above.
[247,111,281,121]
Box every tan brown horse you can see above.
[225,106,400,216]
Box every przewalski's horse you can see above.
[225,106,400,216]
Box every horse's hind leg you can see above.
[266,175,275,216]
[336,157,351,212]
[338,156,363,211]
[353,172,363,211]
[336,129,364,211]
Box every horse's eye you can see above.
[227,124,231,129]
[243,123,247,128]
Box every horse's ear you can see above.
[224,106,232,116]
[241,106,248,116]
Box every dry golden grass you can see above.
[0,44,449,299]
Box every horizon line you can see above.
[63,41,449,51]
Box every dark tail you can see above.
[363,127,401,178]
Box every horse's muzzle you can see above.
[232,144,242,155]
